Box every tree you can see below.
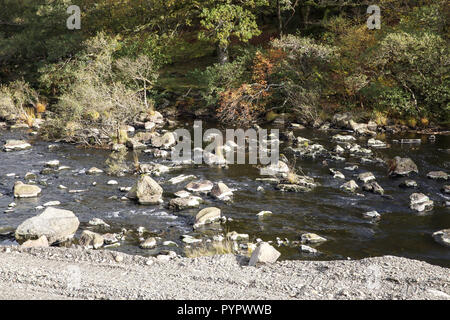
[199,0,268,64]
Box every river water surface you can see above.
[1,123,449,267]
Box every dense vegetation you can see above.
[0,0,448,143]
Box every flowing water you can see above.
[1,122,449,267]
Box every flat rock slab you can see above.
[3,140,31,152]
[15,207,80,244]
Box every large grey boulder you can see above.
[248,242,281,266]
[168,196,202,211]
[13,181,42,198]
[210,183,233,200]
[15,207,80,244]
[185,180,214,193]
[389,157,418,177]
[127,175,163,205]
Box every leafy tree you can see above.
[198,0,268,64]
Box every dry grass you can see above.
[184,239,236,258]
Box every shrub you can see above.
[0,80,39,125]
[41,33,159,145]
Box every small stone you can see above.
[88,218,110,228]
[301,233,327,244]
[300,245,318,254]
[86,167,104,175]
[248,242,281,266]
[174,190,191,198]
[115,254,124,262]
[358,172,376,183]
[257,186,265,192]
[195,207,221,227]
[140,237,157,249]
[21,235,49,248]
[168,196,202,211]
[3,140,31,152]
[389,157,418,177]
[43,201,61,207]
[410,193,434,212]
[427,171,448,181]
[79,230,104,249]
[340,180,358,192]
[442,185,450,194]
[332,134,356,142]
[362,181,384,195]
[362,211,381,220]
[226,231,249,241]
[257,211,272,217]
[185,180,214,193]
[45,160,60,168]
[13,181,42,198]
[400,180,418,188]
[432,229,450,248]
[24,172,37,180]
[107,180,118,185]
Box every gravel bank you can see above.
[0,246,448,300]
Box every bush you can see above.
[41,33,159,145]
[0,80,40,125]
[371,31,449,120]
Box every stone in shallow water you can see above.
[367,138,387,148]
[3,140,31,152]
[409,193,434,212]
[13,181,41,198]
[389,157,418,177]
[275,184,313,193]
[340,180,359,192]
[79,230,104,249]
[140,237,157,249]
[248,242,281,266]
[300,245,318,254]
[168,174,196,185]
[127,175,163,205]
[332,134,356,142]
[362,211,381,220]
[185,180,214,193]
[174,190,191,198]
[427,171,448,181]
[15,207,80,244]
[257,211,272,217]
[362,181,384,195]
[442,185,450,194]
[168,196,202,211]
[400,180,418,188]
[301,233,327,244]
[432,229,450,248]
[210,182,233,200]
[88,218,110,228]
[358,172,376,183]
[86,167,104,175]
[195,207,221,227]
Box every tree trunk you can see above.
[277,0,283,37]
[217,45,229,65]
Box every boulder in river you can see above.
[15,207,80,244]
[362,181,384,195]
[3,140,31,152]
[248,242,281,266]
[260,161,290,176]
[168,196,202,211]
[442,185,450,194]
[427,171,448,181]
[400,180,418,188]
[13,181,41,198]
[194,207,221,228]
[332,134,356,143]
[276,184,314,193]
[127,175,163,205]
[340,180,359,192]
[301,233,327,244]
[362,211,381,220]
[432,229,450,248]
[410,193,434,212]
[79,230,104,249]
[389,157,418,177]
[358,172,376,183]
[185,180,214,193]
[210,182,233,200]
[140,237,157,249]
[86,167,104,175]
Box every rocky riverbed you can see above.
[0,246,449,300]
[0,115,449,268]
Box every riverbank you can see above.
[0,245,448,300]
